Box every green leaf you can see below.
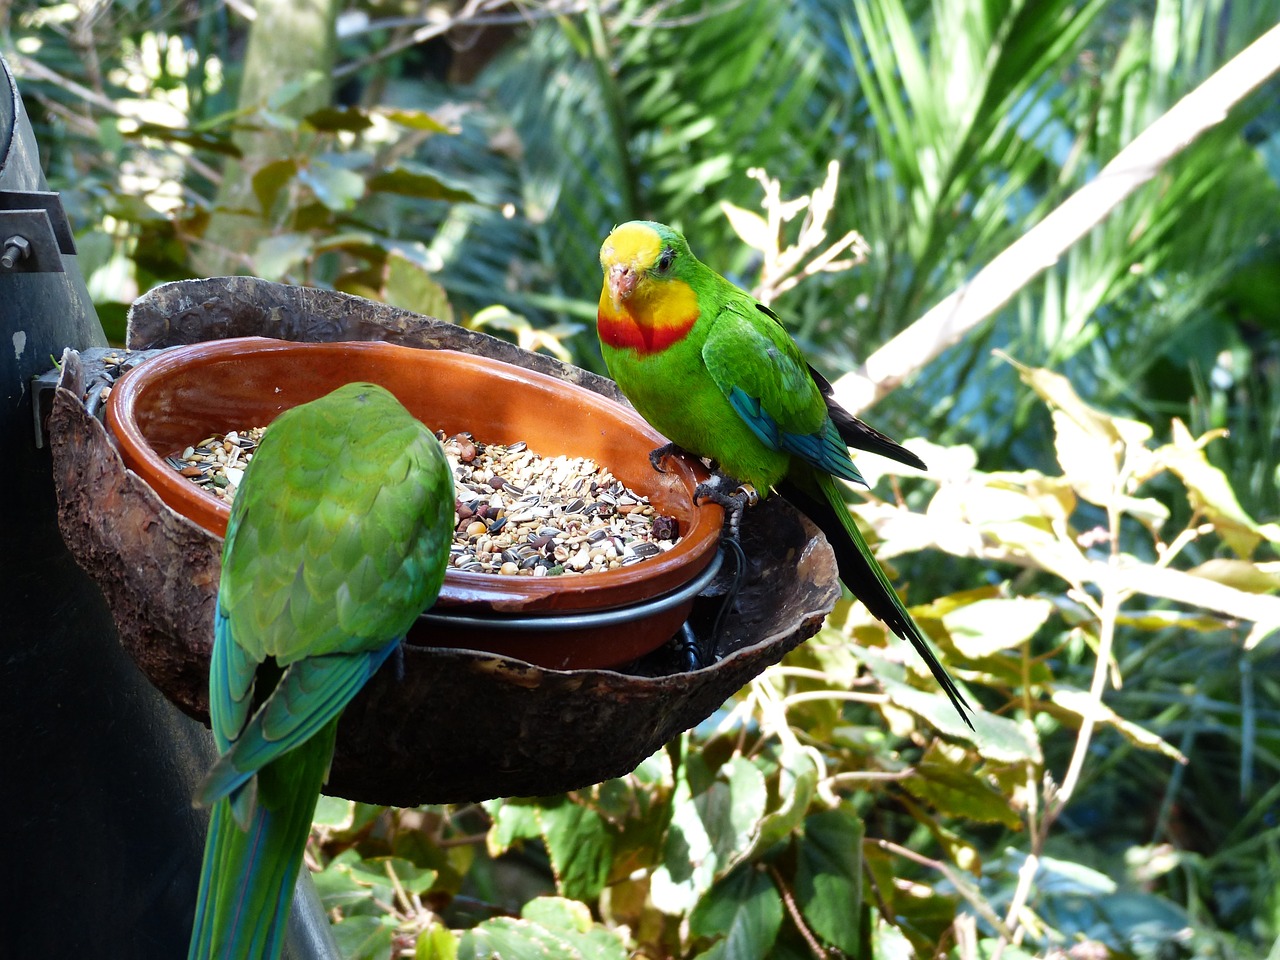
[252,158,298,215]
[368,167,475,203]
[486,799,542,856]
[330,914,394,960]
[942,597,1054,658]
[415,922,459,960]
[252,232,313,281]
[753,743,817,853]
[536,798,614,902]
[458,917,583,960]
[521,898,630,960]
[795,806,863,952]
[651,755,766,912]
[383,108,456,133]
[312,794,353,829]
[304,105,375,132]
[690,865,783,960]
[1051,689,1186,762]
[385,253,454,323]
[298,161,366,212]
[902,744,1023,829]
[1157,418,1270,557]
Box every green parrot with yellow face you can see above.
[597,220,971,728]
[188,382,454,959]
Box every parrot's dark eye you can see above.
[656,247,677,273]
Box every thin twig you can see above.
[767,864,830,959]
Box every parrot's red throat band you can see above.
[597,307,698,353]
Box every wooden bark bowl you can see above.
[47,278,842,805]
[105,337,723,669]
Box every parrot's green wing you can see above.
[701,299,866,487]
[752,302,926,471]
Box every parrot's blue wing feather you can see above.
[209,608,259,753]
[707,308,866,487]
[195,636,400,809]
[725,386,866,487]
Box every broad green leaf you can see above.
[537,798,614,902]
[126,122,242,157]
[486,799,542,856]
[690,865,783,960]
[651,755,766,912]
[903,745,1023,829]
[1106,562,1280,649]
[415,922,459,960]
[298,161,365,212]
[252,158,297,215]
[795,806,863,952]
[368,167,474,202]
[385,253,454,323]
[312,795,353,829]
[521,898,629,960]
[458,917,582,960]
[942,597,1054,658]
[703,757,767,870]
[753,742,817,853]
[304,105,375,132]
[330,914,394,960]
[312,849,375,910]
[253,232,313,281]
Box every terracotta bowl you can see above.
[104,337,723,670]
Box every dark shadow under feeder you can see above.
[48,277,841,807]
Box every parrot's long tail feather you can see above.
[188,718,338,960]
[780,475,974,729]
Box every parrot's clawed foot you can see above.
[649,441,689,473]
[694,475,759,544]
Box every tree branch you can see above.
[832,20,1280,415]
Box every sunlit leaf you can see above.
[414,922,459,960]
[904,745,1023,829]
[1156,419,1270,557]
[719,201,773,253]
[942,597,1055,658]
[383,107,456,133]
[537,798,614,902]
[385,253,454,323]
[297,161,365,212]
[1051,689,1186,762]
[252,231,313,280]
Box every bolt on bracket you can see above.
[0,191,76,274]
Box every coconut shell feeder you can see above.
[47,277,841,807]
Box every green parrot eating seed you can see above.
[597,220,972,728]
[188,382,454,960]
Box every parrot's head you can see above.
[599,221,694,312]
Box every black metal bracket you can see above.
[0,190,76,273]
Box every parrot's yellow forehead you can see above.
[600,222,663,269]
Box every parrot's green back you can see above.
[189,382,454,960]
[597,221,971,727]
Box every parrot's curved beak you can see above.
[607,264,638,310]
